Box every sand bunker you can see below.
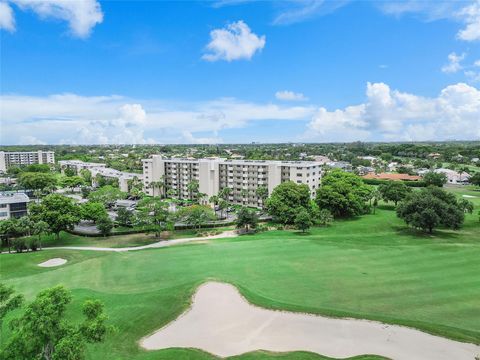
[140,282,480,359]
[38,258,67,267]
[462,195,477,198]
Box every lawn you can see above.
[0,188,479,359]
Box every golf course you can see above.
[1,187,479,359]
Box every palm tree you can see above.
[255,185,269,209]
[187,180,199,201]
[148,179,165,198]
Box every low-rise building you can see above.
[142,156,323,207]
[432,168,470,184]
[0,192,29,219]
[58,160,107,174]
[0,151,55,172]
[90,167,143,193]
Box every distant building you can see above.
[0,192,29,220]
[0,151,55,173]
[142,156,323,207]
[58,160,107,174]
[312,155,331,164]
[362,172,421,181]
[427,153,441,159]
[356,166,375,176]
[90,167,143,193]
[326,161,352,172]
[432,168,470,184]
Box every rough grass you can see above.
[0,188,479,359]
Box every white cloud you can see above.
[0,93,315,145]
[442,52,466,73]
[19,135,46,145]
[474,59,480,67]
[4,0,103,38]
[0,2,15,32]
[456,0,480,41]
[273,0,350,25]
[307,82,480,141]
[275,90,308,101]
[202,20,265,62]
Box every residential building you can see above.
[0,192,30,219]
[431,169,470,184]
[90,167,143,193]
[142,155,323,207]
[0,151,55,172]
[326,161,353,172]
[58,160,107,174]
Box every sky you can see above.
[0,0,480,145]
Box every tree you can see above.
[218,199,229,219]
[136,197,173,237]
[469,172,480,187]
[80,202,108,223]
[396,187,465,233]
[29,194,81,240]
[459,199,474,214]
[88,185,127,207]
[315,170,372,218]
[378,181,411,206]
[18,172,57,191]
[24,164,51,173]
[265,181,311,224]
[60,176,84,192]
[0,283,23,332]
[79,169,92,184]
[116,207,134,227]
[176,205,215,230]
[148,180,164,197]
[17,216,34,237]
[96,216,113,237]
[255,185,269,209]
[236,207,258,232]
[295,209,312,233]
[32,221,50,250]
[423,171,447,187]
[317,209,333,226]
[1,286,108,360]
[187,180,200,201]
[0,219,21,253]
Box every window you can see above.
[297,180,302,183]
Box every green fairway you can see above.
[0,188,479,359]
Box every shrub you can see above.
[29,237,41,251]
[13,238,27,253]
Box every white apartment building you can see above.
[90,167,142,193]
[142,155,323,207]
[0,151,55,172]
[58,160,107,174]
[0,192,29,220]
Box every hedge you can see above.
[363,178,427,187]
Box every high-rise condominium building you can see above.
[0,151,55,172]
[142,155,323,207]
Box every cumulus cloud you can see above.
[442,52,465,73]
[307,82,480,141]
[0,93,315,145]
[275,90,308,101]
[0,2,15,31]
[2,0,103,38]
[456,0,480,41]
[202,20,265,62]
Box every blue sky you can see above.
[1,0,479,144]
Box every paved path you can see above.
[43,230,238,252]
[141,282,480,359]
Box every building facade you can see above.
[58,160,107,174]
[142,156,323,207]
[0,192,30,220]
[0,151,55,172]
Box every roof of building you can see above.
[0,192,30,204]
[362,172,421,181]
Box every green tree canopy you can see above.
[96,216,114,237]
[295,209,312,233]
[315,170,372,218]
[87,185,127,207]
[236,207,258,232]
[29,194,81,240]
[265,181,311,224]
[176,205,215,230]
[1,286,108,360]
[80,202,108,223]
[18,172,57,191]
[396,187,465,233]
[378,181,412,206]
[423,171,447,187]
[60,176,85,191]
[136,197,173,237]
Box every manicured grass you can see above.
[0,188,479,359]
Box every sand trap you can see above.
[140,282,480,359]
[462,195,477,198]
[38,258,67,267]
